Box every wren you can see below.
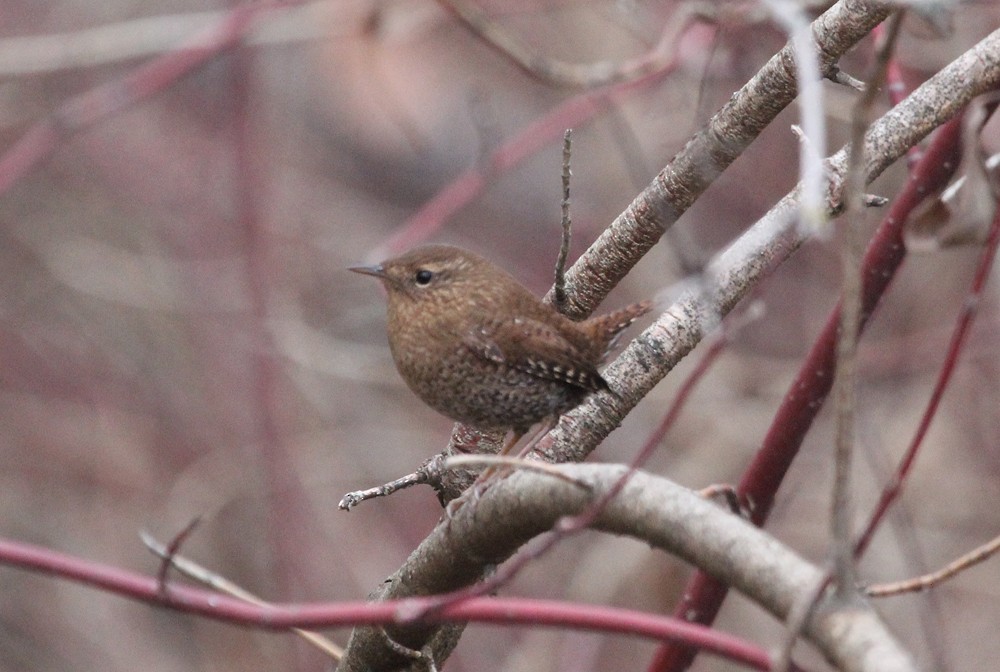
[350,245,650,437]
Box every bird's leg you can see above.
[496,431,526,457]
[472,431,525,486]
[511,418,556,458]
[477,417,556,484]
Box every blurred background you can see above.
[1,1,999,670]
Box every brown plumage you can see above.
[350,245,650,434]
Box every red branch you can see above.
[855,190,1000,556]
[0,535,770,670]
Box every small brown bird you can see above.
[350,245,650,441]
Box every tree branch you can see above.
[339,465,917,672]
[548,0,893,318]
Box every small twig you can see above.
[864,194,889,207]
[788,125,894,208]
[828,66,866,91]
[377,628,428,662]
[865,534,1000,598]
[554,128,573,313]
[155,516,202,597]
[340,436,573,511]
[339,470,430,511]
[141,531,344,660]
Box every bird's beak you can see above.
[348,263,386,279]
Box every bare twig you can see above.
[832,7,904,602]
[865,534,1000,598]
[554,129,573,312]
[339,471,431,511]
[830,67,866,91]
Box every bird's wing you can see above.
[463,318,607,392]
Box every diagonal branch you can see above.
[548,0,893,318]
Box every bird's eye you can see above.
[414,269,434,286]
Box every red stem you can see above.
[855,195,1000,556]
[0,535,771,671]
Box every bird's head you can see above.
[349,244,500,312]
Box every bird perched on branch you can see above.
[351,244,650,448]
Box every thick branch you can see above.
[548,0,892,317]
[338,465,916,672]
